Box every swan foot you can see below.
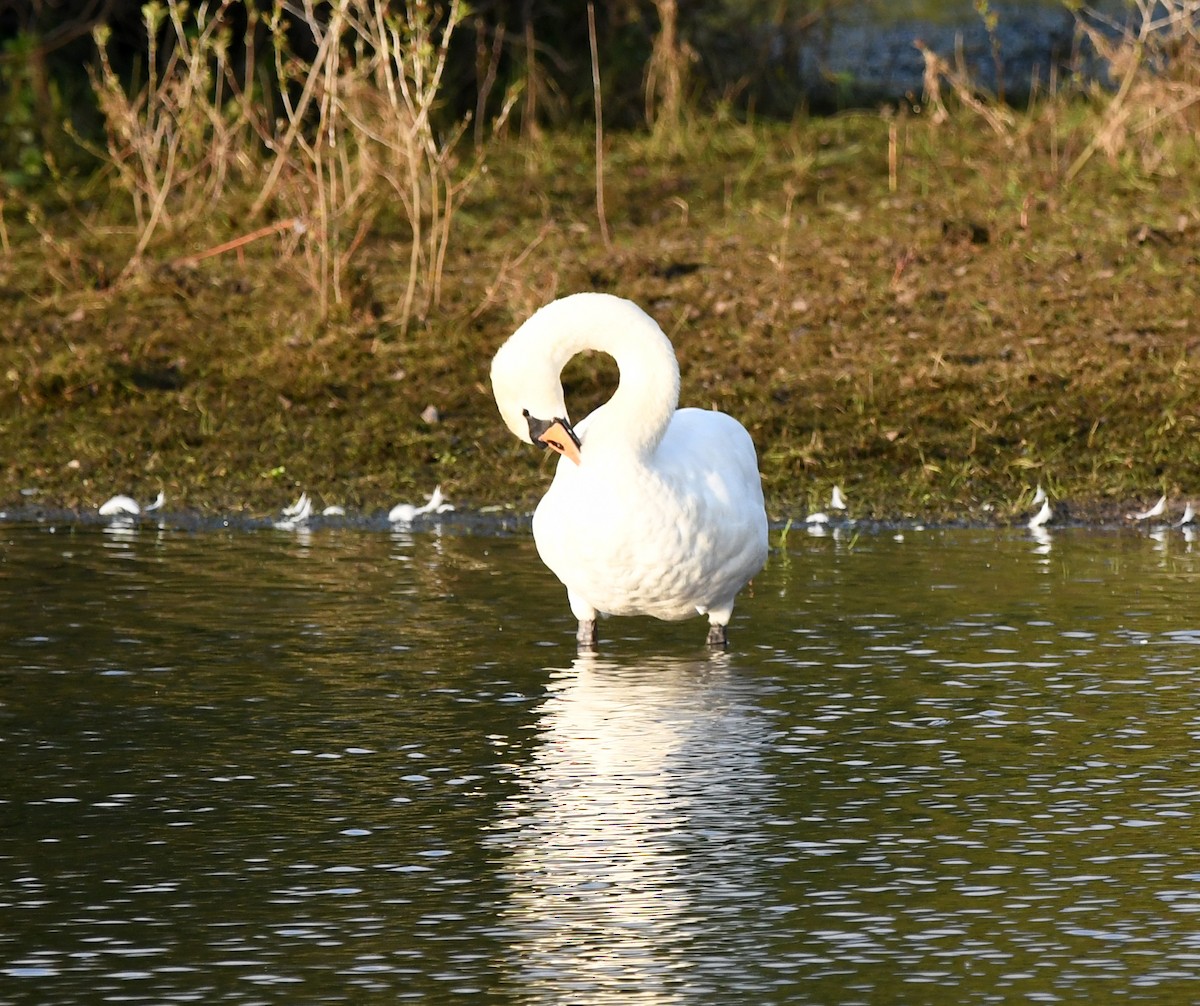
[577,619,598,651]
[706,623,728,648]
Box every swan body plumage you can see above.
[490,292,768,646]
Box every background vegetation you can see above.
[1,0,1198,524]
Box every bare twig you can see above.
[170,217,304,266]
[251,0,343,218]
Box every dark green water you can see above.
[3,520,1200,1003]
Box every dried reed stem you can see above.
[588,3,612,251]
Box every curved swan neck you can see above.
[499,293,681,459]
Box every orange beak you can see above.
[536,418,582,466]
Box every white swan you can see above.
[490,292,768,648]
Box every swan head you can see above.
[523,410,582,465]
[491,316,585,465]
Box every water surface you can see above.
[3,520,1200,1003]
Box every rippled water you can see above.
[3,519,1200,1003]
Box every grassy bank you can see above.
[2,108,1199,527]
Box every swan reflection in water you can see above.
[487,653,781,1003]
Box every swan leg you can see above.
[577,619,598,651]
[706,622,728,648]
[568,590,598,651]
